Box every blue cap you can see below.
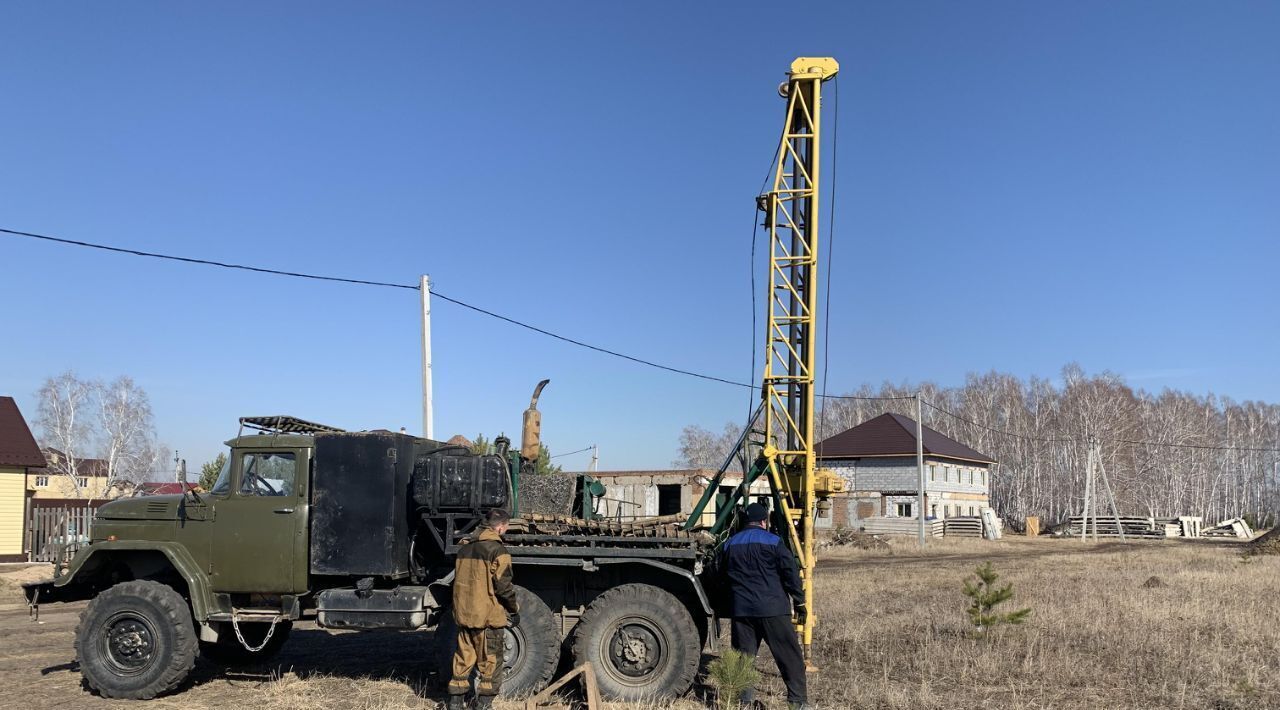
[744,503,769,523]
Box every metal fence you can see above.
[28,505,95,563]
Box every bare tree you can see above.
[36,371,95,498]
[96,376,157,499]
[674,422,746,472]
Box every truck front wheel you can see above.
[75,580,198,699]
[570,583,700,701]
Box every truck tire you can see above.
[433,586,559,697]
[200,621,292,666]
[75,580,198,700]
[570,583,700,701]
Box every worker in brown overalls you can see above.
[448,508,520,709]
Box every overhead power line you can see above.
[551,446,595,459]
[0,227,418,291]
[1,226,748,388]
[1,225,924,399]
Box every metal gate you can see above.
[28,505,94,563]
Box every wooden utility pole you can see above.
[916,392,927,547]
[420,275,434,440]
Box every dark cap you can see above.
[744,503,769,523]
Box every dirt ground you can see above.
[1,537,1277,709]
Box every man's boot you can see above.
[474,694,495,710]
[446,694,467,710]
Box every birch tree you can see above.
[36,371,95,498]
[96,376,157,499]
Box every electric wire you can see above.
[1,226,752,389]
[819,75,839,439]
[749,120,785,421]
[7,225,1279,454]
[550,446,595,459]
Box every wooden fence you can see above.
[28,505,95,563]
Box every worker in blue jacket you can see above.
[720,502,808,709]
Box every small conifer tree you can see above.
[962,561,1031,635]
[707,649,760,709]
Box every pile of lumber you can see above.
[1063,516,1169,538]
[857,517,944,537]
[1202,517,1254,539]
[509,512,710,542]
[1061,515,1206,539]
[943,517,984,538]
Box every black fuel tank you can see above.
[411,452,510,513]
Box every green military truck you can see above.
[24,410,718,701]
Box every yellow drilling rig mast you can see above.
[687,57,843,654]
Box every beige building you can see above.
[29,449,113,500]
[0,397,47,561]
[576,468,772,527]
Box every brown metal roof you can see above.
[0,397,47,468]
[816,412,996,465]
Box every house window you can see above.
[929,465,937,482]
[895,502,913,518]
[76,477,88,488]
[965,469,972,485]
[944,505,952,518]
[35,475,49,487]
[968,506,976,516]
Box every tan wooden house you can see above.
[0,397,47,561]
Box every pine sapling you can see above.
[707,648,760,709]
[962,561,1031,636]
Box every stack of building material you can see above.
[518,473,578,516]
[857,517,943,537]
[943,517,984,538]
[1202,517,1254,539]
[1064,516,1168,538]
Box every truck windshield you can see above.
[210,454,233,495]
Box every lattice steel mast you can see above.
[686,57,841,655]
[759,57,839,651]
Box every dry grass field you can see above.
[1,536,1276,709]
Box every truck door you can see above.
[209,449,309,593]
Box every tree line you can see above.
[677,364,1280,527]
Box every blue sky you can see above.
[2,2,1277,473]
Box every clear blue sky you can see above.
[2,2,1277,473]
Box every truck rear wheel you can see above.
[433,586,559,696]
[570,583,700,701]
[200,621,292,666]
[75,580,198,700]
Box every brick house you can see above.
[817,413,996,530]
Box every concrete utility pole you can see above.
[916,392,927,547]
[589,445,599,474]
[420,275,434,440]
